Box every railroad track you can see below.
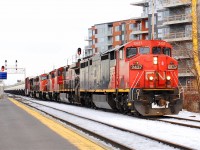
[11,95,193,150]
[150,116,200,130]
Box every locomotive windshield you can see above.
[163,47,171,56]
[126,47,137,58]
[58,70,63,76]
[51,73,55,78]
[41,76,47,81]
[139,47,150,54]
[152,47,162,54]
[152,47,171,56]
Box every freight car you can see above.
[6,40,183,116]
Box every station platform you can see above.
[0,97,104,150]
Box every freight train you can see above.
[5,40,183,116]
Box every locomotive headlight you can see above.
[153,57,158,65]
[166,76,171,80]
[149,76,154,81]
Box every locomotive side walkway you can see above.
[0,97,104,150]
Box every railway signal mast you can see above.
[3,60,26,79]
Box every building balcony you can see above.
[163,14,192,26]
[141,13,148,18]
[172,49,193,59]
[84,36,92,41]
[85,45,92,50]
[130,0,149,7]
[163,32,192,42]
[162,0,191,8]
[178,68,195,77]
[130,28,148,35]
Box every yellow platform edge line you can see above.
[8,98,105,150]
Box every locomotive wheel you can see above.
[122,95,129,114]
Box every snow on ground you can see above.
[21,97,200,150]
[168,110,200,120]
[29,102,176,150]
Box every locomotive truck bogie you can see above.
[128,88,182,116]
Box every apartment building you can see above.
[84,18,148,58]
[132,0,195,93]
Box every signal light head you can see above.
[77,48,81,55]
[1,66,5,72]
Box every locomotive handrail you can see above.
[170,71,184,97]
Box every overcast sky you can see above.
[0,0,142,85]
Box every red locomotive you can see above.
[22,40,182,116]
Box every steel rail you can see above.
[13,96,193,150]
[13,96,134,150]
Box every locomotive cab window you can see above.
[163,47,171,56]
[152,47,162,54]
[119,49,124,59]
[40,76,47,80]
[126,47,137,58]
[110,51,115,60]
[58,70,63,76]
[51,73,55,78]
[139,47,150,54]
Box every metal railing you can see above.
[162,0,191,6]
[163,32,192,40]
[163,14,191,23]
[178,68,195,75]
[172,49,193,58]
[181,85,197,93]
[85,45,92,50]
[107,40,113,45]
[132,26,141,31]
[84,36,92,41]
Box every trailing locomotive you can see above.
[7,40,183,116]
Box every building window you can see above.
[121,24,125,31]
[158,12,162,21]
[115,26,120,32]
[89,29,92,37]
[92,30,95,35]
[158,29,162,38]
[145,20,148,29]
[137,23,141,30]
[89,41,92,46]
[129,24,135,30]
[95,48,98,53]
[94,29,97,34]
[145,34,148,40]
[115,35,120,41]
[94,38,98,43]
